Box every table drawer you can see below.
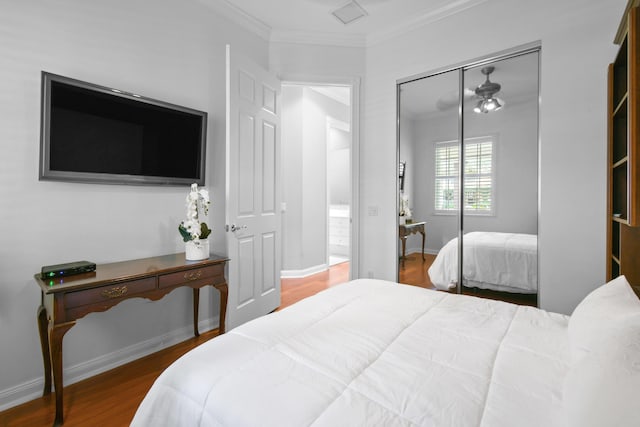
[159,264,224,289]
[64,277,157,308]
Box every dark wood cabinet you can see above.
[608,1,640,291]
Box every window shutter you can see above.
[434,141,459,211]
[464,140,493,213]
[434,137,494,214]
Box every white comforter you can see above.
[428,232,538,293]
[132,279,569,427]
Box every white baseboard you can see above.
[405,248,439,256]
[0,318,218,412]
[280,263,328,279]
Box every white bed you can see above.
[132,276,640,427]
[428,231,537,293]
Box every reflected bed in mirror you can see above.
[428,231,537,294]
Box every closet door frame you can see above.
[396,41,541,297]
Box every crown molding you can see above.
[196,0,271,41]
[270,0,487,48]
[196,0,487,49]
[367,0,489,46]
[270,29,366,48]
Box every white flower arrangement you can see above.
[399,193,412,219]
[178,183,211,242]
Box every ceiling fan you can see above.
[473,66,504,113]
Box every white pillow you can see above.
[564,275,640,426]
[563,319,640,426]
[568,275,640,363]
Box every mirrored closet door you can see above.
[397,46,540,305]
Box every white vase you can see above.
[185,239,210,261]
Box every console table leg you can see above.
[401,237,407,266]
[215,283,228,334]
[37,305,52,395]
[50,322,74,426]
[420,230,426,261]
[192,288,200,337]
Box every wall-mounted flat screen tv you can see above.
[40,72,207,186]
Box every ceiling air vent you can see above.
[332,0,368,25]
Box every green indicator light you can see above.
[49,280,54,287]
[49,272,55,277]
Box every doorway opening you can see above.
[280,83,355,281]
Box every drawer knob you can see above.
[184,270,202,281]
[101,286,128,299]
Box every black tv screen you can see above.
[40,72,207,185]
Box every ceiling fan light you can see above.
[488,97,504,112]
[473,66,504,114]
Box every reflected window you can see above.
[434,136,495,214]
[434,141,459,211]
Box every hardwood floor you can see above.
[0,258,534,426]
[279,260,350,309]
[399,252,437,289]
[0,262,350,427]
[0,329,221,427]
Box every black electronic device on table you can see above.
[40,260,96,279]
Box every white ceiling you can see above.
[203,0,489,46]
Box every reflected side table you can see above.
[399,221,426,265]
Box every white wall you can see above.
[281,86,305,270]
[270,42,366,81]
[328,127,351,205]
[361,0,623,314]
[0,0,268,409]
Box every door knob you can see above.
[228,224,247,232]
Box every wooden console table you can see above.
[35,252,229,426]
[399,221,426,264]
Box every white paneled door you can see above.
[225,45,281,330]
